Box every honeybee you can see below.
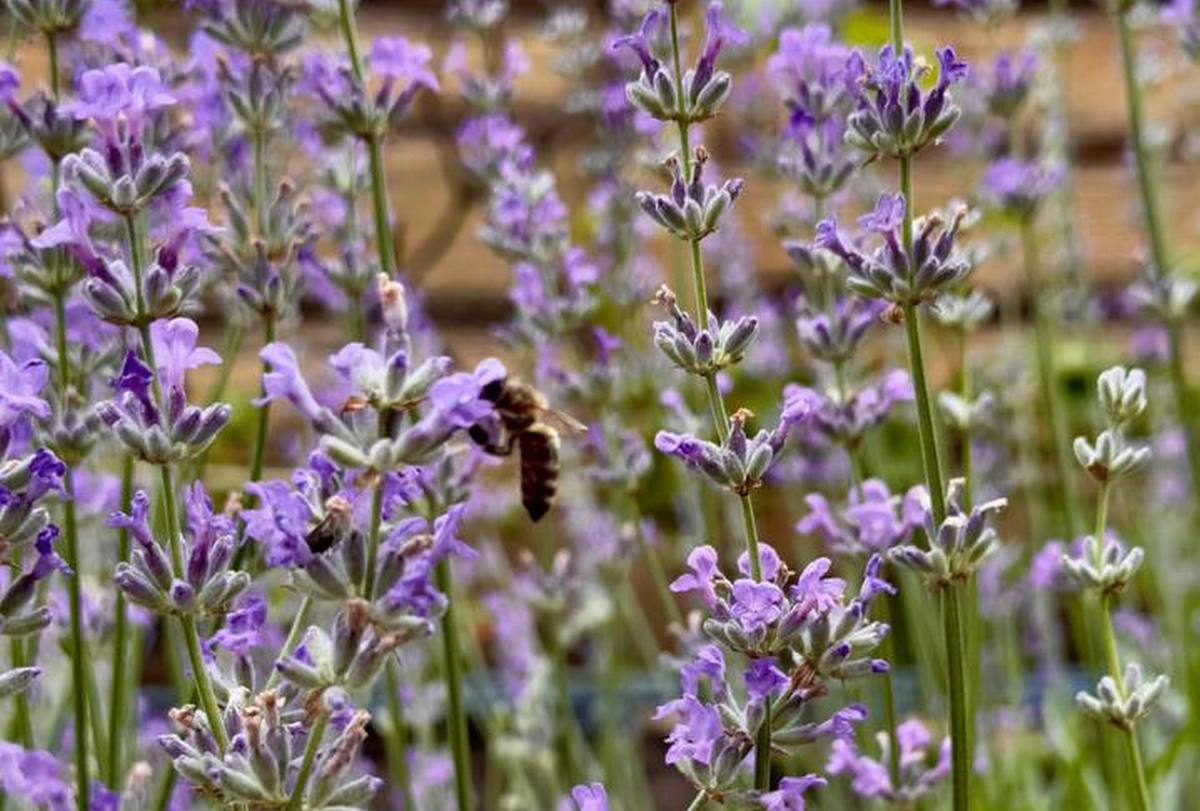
[467,377,586,522]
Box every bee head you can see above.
[479,377,507,403]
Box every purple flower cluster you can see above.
[815,193,973,305]
[798,479,928,557]
[827,718,951,802]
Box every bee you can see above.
[467,377,586,522]
[305,495,354,554]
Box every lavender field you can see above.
[0,0,1197,809]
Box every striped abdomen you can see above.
[518,425,560,522]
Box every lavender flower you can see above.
[653,637,866,799]
[98,343,231,465]
[845,45,968,159]
[826,718,950,802]
[570,782,609,811]
[890,478,1006,588]
[613,2,746,124]
[636,147,744,242]
[656,402,810,495]
[981,158,1064,222]
[1165,0,1200,60]
[304,35,438,138]
[111,485,250,616]
[794,297,886,366]
[785,369,914,452]
[815,194,972,304]
[652,285,757,376]
[1076,663,1169,731]
[0,349,50,430]
[798,479,928,557]
[973,49,1038,120]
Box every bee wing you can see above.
[538,407,588,435]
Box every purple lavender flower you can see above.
[845,45,968,159]
[760,774,827,810]
[794,297,887,366]
[730,578,786,632]
[150,318,221,392]
[258,341,331,426]
[982,157,1064,221]
[368,36,439,90]
[613,2,745,123]
[657,404,809,494]
[797,479,928,556]
[827,718,950,802]
[0,743,74,810]
[0,350,50,429]
[786,369,914,452]
[570,783,609,811]
[814,195,971,304]
[670,545,722,607]
[974,49,1038,119]
[745,656,788,699]
[654,694,725,766]
[791,557,846,613]
[427,358,506,429]
[1165,0,1200,60]
[68,63,176,144]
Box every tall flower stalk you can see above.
[336,0,397,278]
[1064,366,1165,811]
[815,3,977,802]
[1110,0,1200,501]
[653,0,772,783]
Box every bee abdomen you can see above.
[519,426,560,522]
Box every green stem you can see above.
[337,0,366,82]
[247,313,276,489]
[126,213,228,754]
[943,583,971,811]
[49,177,90,804]
[1114,8,1168,278]
[1020,220,1081,536]
[62,469,90,811]
[45,31,59,99]
[1099,585,1152,806]
[106,455,135,786]
[8,633,31,746]
[151,768,176,811]
[665,5,773,784]
[888,0,903,50]
[901,303,945,526]
[1164,319,1200,498]
[958,331,972,508]
[881,589,902,790]
[436,560,472,811]
[286,712,329,811]
[265,595,313,691]
[384,661,416,811]
[552,638,581,787]
[336,0,396,281]
[365,133,397,278]
[686,792,706,811]
[166,466,229,754]
[754,702,772,791]
[360,474,386,599]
